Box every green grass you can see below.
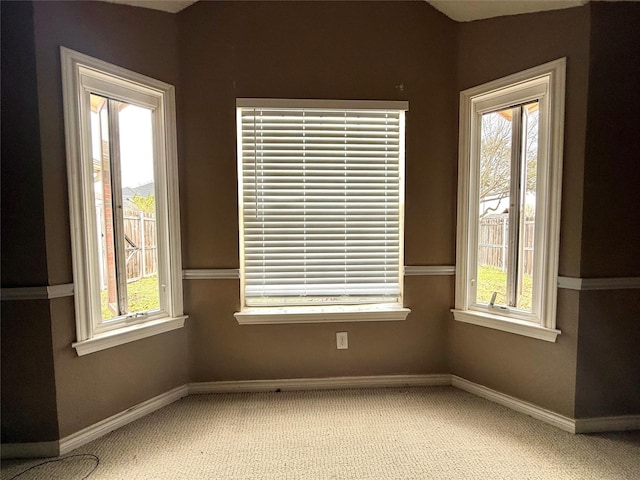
[101,275,159,319]
[477,265,532,311]
[102,268,532,316]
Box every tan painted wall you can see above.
[451,290,580,417]
[452,6,592,417]
[4,0,638,445]
[186,277,452,382]
[178,1,458,382]
[50,297,189,438]
[29,1,190,437]
[574,2,640,418]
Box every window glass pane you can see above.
[476,108,513,306]
[91,94,160,322]
[516,102,539,311]
[117,101,160,315]
[91,94,120,320]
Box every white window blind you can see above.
[237,99,407,307]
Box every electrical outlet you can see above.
[336,332,348,350]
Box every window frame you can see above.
[453,59,566,342]
[61,47,186,355]
[234,99,411,325]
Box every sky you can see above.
[91,102,154,189]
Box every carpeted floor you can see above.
[2,386,639,479]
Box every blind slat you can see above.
[238,103,404,305]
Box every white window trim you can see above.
[61,47,186,355]
[235,98,411,324]
[453,58,566,342]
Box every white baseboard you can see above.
[189,374,451,394]
[4,375,638,459]
[574,415,640,433]
[1,441,59,459]
[58,385,188,455]
[451,375,576,433]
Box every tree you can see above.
[130,193,155,213]
[479,105,538,218]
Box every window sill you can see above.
[451,309,560,342]
[235,304,411,325]
[72,315,187,356]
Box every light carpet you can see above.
[2,386,639,479]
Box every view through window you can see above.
[62,47,185,354]
[454,58,565,341]
[89,94,159,321]
[476,102,539,312]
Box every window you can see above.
[235,99,410,324]
[61,47,185,355]
[453,59,566,342]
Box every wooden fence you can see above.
[478,214,534,275]
[97,207,157,289]
[123,209,157,282]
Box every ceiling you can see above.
[101,0,196,13]
[427,0,588,22]
[101,0,589,22]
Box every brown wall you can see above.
[575,290,640,417]
[451,6,592,417]
[30,1,189,437]
[3,0,639,445]
[178,1,458,382]
[1,300,59,443]
[1,0,49,287]
[50,297,188,437]
[580,2,640,278]
[574,2,640,418]
[1,1,59,444]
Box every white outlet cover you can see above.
[336,332,348,349]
